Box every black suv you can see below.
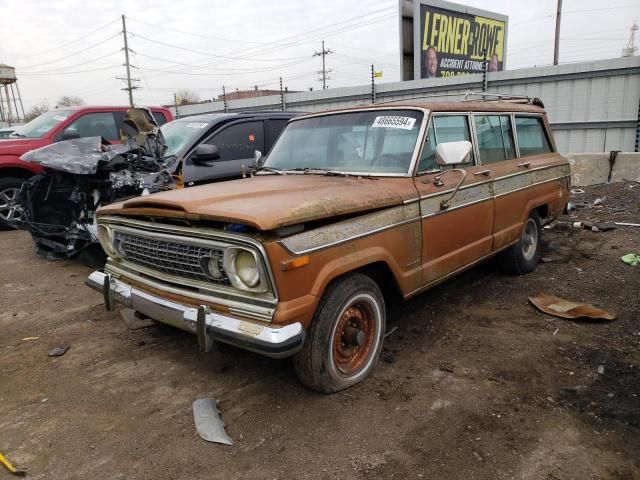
[163,111,300,185]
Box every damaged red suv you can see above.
[0,105,173,229]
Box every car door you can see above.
[264,118,289,153]
[183,120,265,184]
[55,112,120,143]
[413,113,495,285]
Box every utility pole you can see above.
[222,86,228,113]
[117,14,139,107]
[313,40,333,90]
[279,77,286,111]
[371,65,376,104]
[553,0,562,65]
[173,92,179,119]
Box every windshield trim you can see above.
[267,106,430,177]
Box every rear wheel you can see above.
[497,210,542,274]
[0,177,25,230]
[293,273,386,394]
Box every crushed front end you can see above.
[12,109,177,259]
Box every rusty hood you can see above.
[98,174,415,230]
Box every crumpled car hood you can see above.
[98,174,416,230]
[19,136,115,174]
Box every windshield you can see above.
[263,110,423,175]
[160,119,209,156]
[18,110,73,138]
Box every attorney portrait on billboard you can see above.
[412,0,508,79]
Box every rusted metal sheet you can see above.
[529,293,616,321]
[101,176,417,231]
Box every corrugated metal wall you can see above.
[176,56,640,154]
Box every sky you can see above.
[0,0,638,113]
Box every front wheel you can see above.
[293,273,386,394]
[497,210,542,275]
[0,177,25,230]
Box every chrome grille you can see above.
[113,231,229,285]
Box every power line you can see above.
[19,64,123,76]
[18,32,122,69]
[20,50,121,74]
[132,50,309,71]
[129,32,310,62]
[16,17,120,59]
[127,17,263,45]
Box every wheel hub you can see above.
[333,302,376,375]
[0,187,22,222]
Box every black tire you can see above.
[0,177,25,230]
[293,273,386,394]
[497,210,542,275]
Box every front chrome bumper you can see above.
[86,270,305,359]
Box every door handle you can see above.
[474,170,491,176]
[517,162,531,168]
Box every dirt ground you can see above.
[1,181,639,480]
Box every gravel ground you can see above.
[0,181,638,480]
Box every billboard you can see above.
[399,0,508,81]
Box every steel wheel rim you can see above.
[0,187,21,222]
[521,219,538,261]
[331,294,380,376]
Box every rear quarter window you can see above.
[152,111,168,126]
[515,116,552,156]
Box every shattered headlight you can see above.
[223,247,266,292]
[97,224,118,258]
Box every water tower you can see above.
[0,63,25,126]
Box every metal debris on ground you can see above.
[621,254,640,266]
[48,345,70,357]
[384,325,399,338]
[615,222,640,228]
[22,337,39,341]
[529,293,616,321]
[192,398,233,445]
[0,451,26,476]
[120,308,155,330]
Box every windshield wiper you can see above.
[9,133,26,138]
[285,167,377,179]
[256,166,285,175]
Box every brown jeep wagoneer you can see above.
[87,97,570,393]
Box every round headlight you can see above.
[97,225,116,257]
[207,257,223,280]
[235,250,259,288]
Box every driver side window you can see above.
[418,115,473,173]
[61,112,118,141]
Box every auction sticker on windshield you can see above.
[186,122,208,129]
[372,116,416,130]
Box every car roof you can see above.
[299,101,546,117]
[174,111,301,124]
[58,105,170,112]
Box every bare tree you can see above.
[24,102,50,122]
[56,95,85,108]
[175,89,201,105]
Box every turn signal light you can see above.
[281,255,310,272]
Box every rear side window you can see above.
[61,112,119,141]
[265,119,288,152]
[418,115,473,173]
[152,111,168,126]
[473,115,515,164]
[206,121,265,161]
[515,116,552,156]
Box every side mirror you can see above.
[192,144,220,163]
[253,150,263,167]
[435,141,472,166]
[60,131,81,141]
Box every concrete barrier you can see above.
[566,152,640,186]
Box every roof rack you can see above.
[463,91,545,108]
